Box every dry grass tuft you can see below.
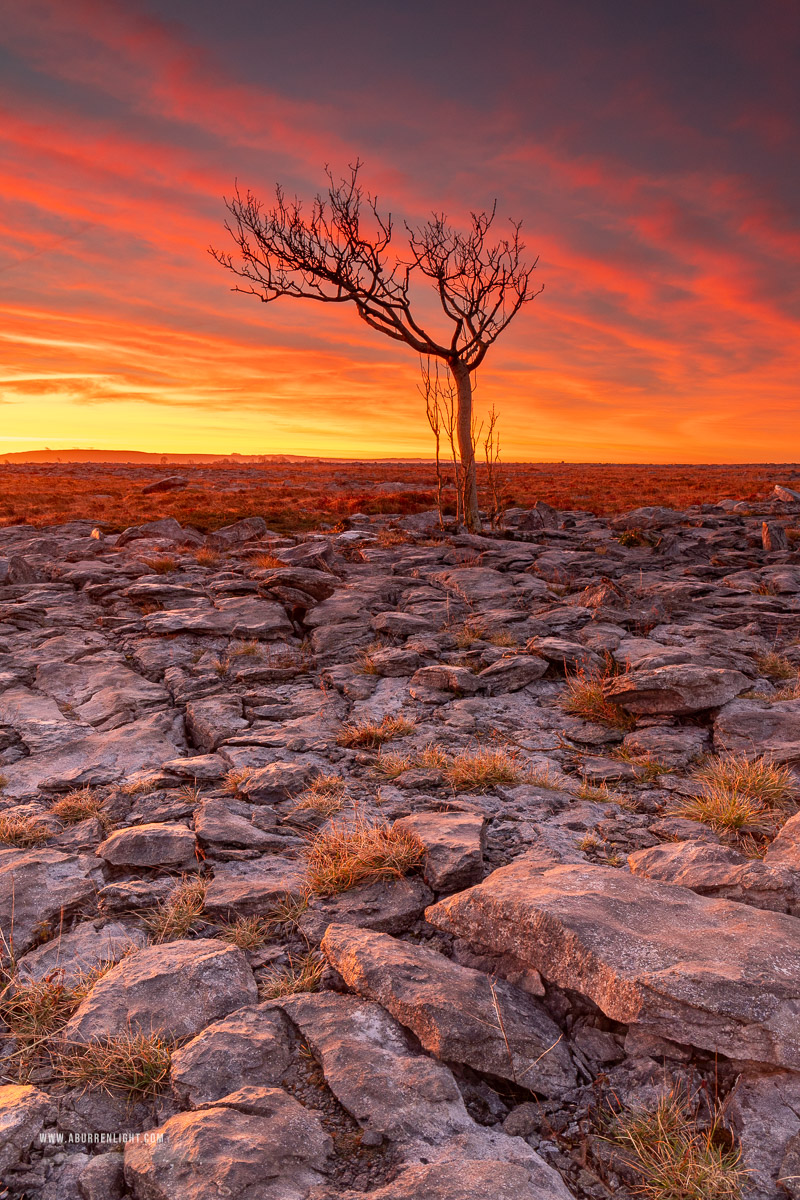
[118,776,160,796]
[676,753,798,833]
[1,965,109,1050]
[336,714,415,749]
[49,786,107,826]
[560,667,635,730]
[223,766,254,795]
[259,951,326,999]
[227,640,264,660]
[376,528,413,547]
[305,811,425,896]
[194,547,221,567]
[142,876,208,943]
[445,745,527,792]
[218,916,273,951]
[604,1086,746,1200]
[55,1032,173,1098]
[250,551,285,570]
[0,813,51,848]
[756,652,797,681]
[289,774,349,820]
[141,555,179,574]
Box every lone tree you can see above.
[211,162,542,531]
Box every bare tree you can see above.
[211,161,542,531]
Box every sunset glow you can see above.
[1,0,798,461]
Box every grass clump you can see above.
[0,813,51,848]
[289,774,349,820]
[55,1032,173,1098]
[1,965,108,1050]
[141,555,179,574]
[560,667,635,731]
[445,745,526,792]
[676,753,798,833]
[259,950,326,999]
[250,551,285,569]
[49,786,106,825]
[756,652,797,680]
[218,916,273,951]
[305,811,425,896]
[223,766,254,796]
[336,714,415,749]
[194,547,221,567]
[142,876,208,944]
[604,1086,746,1200]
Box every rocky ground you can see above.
[1,487,800,1199]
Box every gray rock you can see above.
[394,811,485,892]
[606,664,749,714]
[409,664,482,696]
[727,1068,800,1200]
[186,695,248,752]
[426,860,800,1069]
[0,848,102,953]
[124,1087,331,1200]
[476,654,548,694]
[206,516,269,548]
[239,760,313,802]
[330,1160,574,1200]
[299,877,434,941]
[144,597,291,640]
[766,812,800,866]
[204,857,307,919]
[170,1005,292,1106]
[322,924,576,1096]
[16,919,146,984]
[0,1083,51,1173]
[96,822,198,869]
[62,939,257,1043]
[142,476,189,494]
[195,798,279,850]
[629,839,800,915]
[77,1152,126,1200]
[715,699,800,765]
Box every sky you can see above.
[0,0,798,462]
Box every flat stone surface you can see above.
[0,848,102,953]
[16,919,146,983]
[394,811,485,892]
[629,839,800,914]
[170,1005,292,1106]
[299,877,433,941]
[715,698,800,764]
[203,857,307,918]
[124,1086,330,1200]
[62,938,257,1042]
[0,1084,52,1174]
[605,664,749,714]
[322,924,576,1096]
[426,860,800,1069]
[96,822,198,868]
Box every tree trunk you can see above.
[450,359,481,532]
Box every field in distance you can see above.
[0,460,798,534]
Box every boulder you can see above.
[170,1005,292,1106]
[393,812,485,892]
[605,664,749,715]
[527,637,603,674]
[124,1087,331,1200]
[141,476,189,494]
[476,654,548,694]
[62,939,257,1043]
[727,1068,800,1200]
[628,840,800,915]
[409,665,481,697]
[715,699,800,765]
[96,823,198,869]
[275,991,573,1194]
[203,857,307,919]
[144,597,292,640]
[766,812,800,866]
[195,798,279,850]
[322,925,575,1096]
[426,861,800,1069]
[239,760,313,802]
[298,877,433,941]
[185,696,248,752]
[0,1084,51,1173]
[206,516,268,549]
[0,848,102,953]
[371,611,434,638]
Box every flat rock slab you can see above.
[605,664,749,714]
[170,1005,292,1106]
[239,761,313,802]
[144,597,291,640]
[393,812,485,892]
[62,938,257,1043]
[203,857,307,919]
[16,919,146,984]
[332,1160,576,1200]
[322,924,576,1097]
[275,990,572,1195]
[0,1084,52,1174]
[715,699,800,765]
[426,861,800,1069]
[0,848,102,953]
[476,654,548,694]
[124,1086,330,1200]
[96,822,198,869]
[0,710,187,799]
[629,839,800,915]
[299,877,433,941]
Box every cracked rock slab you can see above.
[393,811,485,892]
[0,848,102,954]
[426,861,800,1069]
[321,924,576,1097]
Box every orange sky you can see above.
[1,0,799,462]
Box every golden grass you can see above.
[1,964,109,1050]
[289,774,349,820]
[604,1087,746,1200]
[336,714,415,749]
[305,811,425,896]
[222,766,254,795]
[218,916,273,951]
[756,652,798,681]
[0,813,51,848]
[142,876,208,943]
[259,951,326,999]
[250,551,285,569]
[118,776,160,796]
[676,753,798,833]
[194,547,221,567]
[141,555,179,574]
[55,1032,173,1098]
[445,745,527,791]
[560,667,635,730]
[49,786,106,825]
